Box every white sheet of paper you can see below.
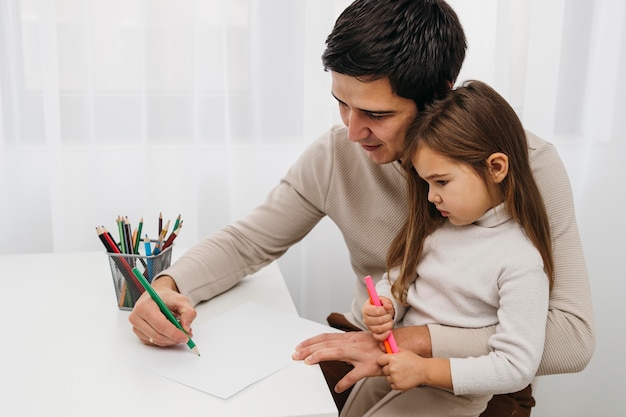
[132,302,341,399]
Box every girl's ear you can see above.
[487,152,509,184]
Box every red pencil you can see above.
[99,226,145,295]
[162,221,182,250]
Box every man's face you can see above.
[331,72,418,164]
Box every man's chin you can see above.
[366,153,397,165]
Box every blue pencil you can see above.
[144,235,154,281]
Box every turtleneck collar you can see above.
[474,203,511,228]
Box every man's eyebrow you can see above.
[331,92,397,115]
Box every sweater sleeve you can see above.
[429,132,595,375]
[450,266,549,395]
[526,132,595,375]
[375,270,407,324]
[156,131,333,305]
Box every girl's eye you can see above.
[437,180,448,186]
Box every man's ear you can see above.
[487,152,509,183]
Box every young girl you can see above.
[342,80,554,417]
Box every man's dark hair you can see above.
[322,0,467,110]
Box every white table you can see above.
[0,250,338,417]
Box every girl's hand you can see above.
[362,296,395,341]
[378,350,452,392]
[378,350,424,391]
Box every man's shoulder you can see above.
[290,125,367,181]
[525,129,564,170]
[525,129,551,151]
[305,125,349,154]
[307,124,377,167]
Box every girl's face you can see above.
[412,145,499,226]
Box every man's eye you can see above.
[367,113,386,121]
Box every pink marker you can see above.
[364,276,399,353]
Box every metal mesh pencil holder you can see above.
[106,243,173,310]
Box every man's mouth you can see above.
[360,143,381,152]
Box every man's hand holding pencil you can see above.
[129,275,198,348]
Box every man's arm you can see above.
[128,131,335,345]
[525,133,595,374]
[157,133,334,306]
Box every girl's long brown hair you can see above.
[387,80,554,304]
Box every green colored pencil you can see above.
[133,217,143,254]
[172,214,181,235]
[131,267,200,356]
[117,216,126,253]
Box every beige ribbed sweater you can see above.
[160,125,594,376]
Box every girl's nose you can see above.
[428,188,441,203]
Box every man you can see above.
[129,1,594,415]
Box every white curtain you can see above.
[0,0,344,254]
[1,0,624,415]
[1,0,623,307]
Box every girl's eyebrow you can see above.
[423,173,447,181]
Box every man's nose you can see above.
[346,111,371,142]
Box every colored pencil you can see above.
[144,234,154,281]
[96,226,143,306]
[133,217,144,254]
[124,217,134,254]
[162,221,182,250]
[102,227,119,252]
[172,214,181,235]
[131,228,138,253]
[96,225,111,250]
[117,216,126,253]
[364,276,399,354]
[99,226,145,297]
[143,234,152,256]
[154,220,170,255]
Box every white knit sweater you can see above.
[377,204,549,395]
